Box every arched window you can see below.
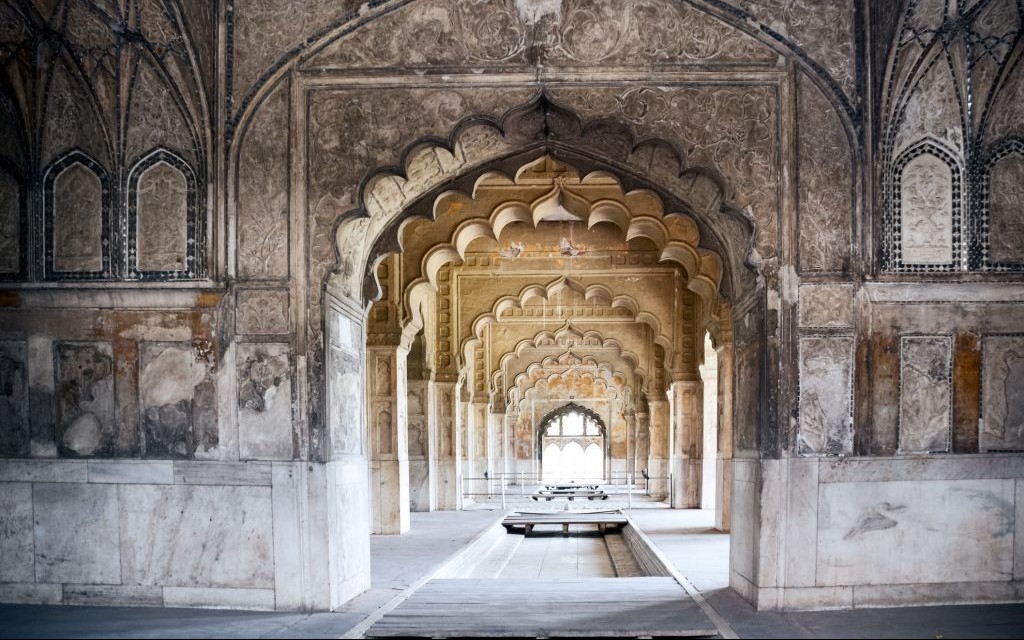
[538,404,606,483]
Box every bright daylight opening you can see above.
[540,408,605,483]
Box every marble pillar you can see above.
[670,380,703,509]
[717,344,734,532]
[367,345,409,534]
[648,399,669,499]
[465,401,489,500]
[429,379,459,510]
[407,379,434,512]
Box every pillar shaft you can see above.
[648,399,669,499]
[670,380,703,509]
[367,346,409,534]
[429,379,459,510]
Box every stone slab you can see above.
[172,461,272,486]
[88,460,173,484]
[162,587,276,610]
[817,479,1014,586]
[784,459,818,588]
[0,583,62,605]
[852,580,1019,608]
[33,483,121,584]
[119,484,274,589]
[62,584,164,607]
[819,454,1024,483]
[0,483,34,582]
[0,459,87,483]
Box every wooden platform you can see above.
[502,512,628,536]
[365,577,718,638]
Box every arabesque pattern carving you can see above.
[798,336,853,456]
[899,336,951,453]
[982,335,1024,451]
[798,75,852,272]
[238,80,290,279]
[136,163,188,272]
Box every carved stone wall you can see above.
[982,335,1024,451]
[0,340,29,457]
[798,337,854,456]
[898,336,951,453]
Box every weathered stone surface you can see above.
[0,459,88,483]
[136,161,188,272]
[34,483,121,584]
[87,460,173,484]
[163,586,275,610]
[125,59,194,166]
[817,479,1014,585]
[140,343,201,458]
[952,333,981,453]
[799,285,853,328]
[306,0,774,69]
[119,484,274,588]
[797,76,852,273]
[63,584,164,607]
[237,80,289,279]
[328,310,364,458]
[237,343,293,460]
[894,60,963,156]
[53,163,103,273]
[798,336,853,455]
[899,336,951,453]
[0,483,34,583]
[55,342,118,457]
[237,289,290,334]
[989,153,1024,264]
[0,340,29,456]
[42,59,108,167]
[739,0,856,96]
[0,168,20,274]
[981,335,1024,451]
[900,153,954,265]
[173,461,273,486]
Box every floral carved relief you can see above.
[899,152,954,266]
[238,81,289,279]
[136,162,188,272]
[53,163,104,273]
[898,336,951,454]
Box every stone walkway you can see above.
[2,506,1024,638]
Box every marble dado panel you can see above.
[798,285,853,328]
[0,339,29,457]
[0,483,33,583]
[982,335,1024,451]
[899,336,951,453]
[55,342,118,457]
[817,479,1014,585]
[236,289,291,335]
[798,336,854,455]
[237,343,293,460]
[119,484,274,588]
[34,483,121,585]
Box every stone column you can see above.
[634,408,650,490]
[323,297,372,607]
[429,378,459,510]
[407,378,434,512]
[647,398,669,499]
[465,400,489,501]
[716,343,734,531]
[670,379,703,509]
[701,351,718,510]
[367,345,409,534]
[488,410,505,481]
[624,408,636,482]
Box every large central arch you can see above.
[316,93,772,608]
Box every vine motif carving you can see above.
[237,290,290,335]
[900,153,954,266]
[0,171,19,274]
[898,336,951,454]
[238,81,289,279]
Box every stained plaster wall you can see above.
[1,0,1023,613]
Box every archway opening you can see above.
[539,404,607,483]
